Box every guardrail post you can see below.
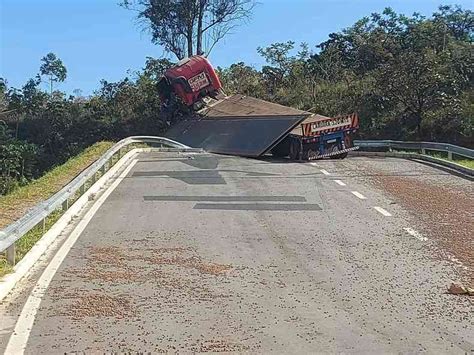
[6,244,15,265]
[42,217,46,233]
[118,148,122,159]
[421,148,426,155]
[448,151,453,160]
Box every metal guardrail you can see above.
[354,140,473,159]
[0,136,191,264]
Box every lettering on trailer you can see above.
[303,114,356,136]
[188,72,210,92]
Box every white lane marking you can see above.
[351,191,367,200]
[404,227,427,241]
[333,180,346,186]
[5,160,138,355]
[320,169,330,175]
[373,206,392,217]
[310,162,319,167]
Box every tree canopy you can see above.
[121,0,255,59]
[39,52,67,94]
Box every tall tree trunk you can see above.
[196,1,205,55]
[187,27,193,57]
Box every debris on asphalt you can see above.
[361,161,474,285]
[447,282,467,295]
[60,293,136,320]
[447,282,474,295]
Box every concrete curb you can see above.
[0,149,141,303]
[351,151,473,180]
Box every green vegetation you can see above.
[451,159,474,169]
[40,52,67,94]
[218,5,473,147]
[424,151,474,169]
[0,141,113,229]
[454,160,474,169]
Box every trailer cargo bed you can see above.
[165,95,311,157]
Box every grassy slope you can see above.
[0,141,114,276]
[451,159,474,169]
[424,152,474,169]
[0,142,113,229]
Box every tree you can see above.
[0,78,7,112]
[217,62,265,97]
[121,0,255,59]
[0,122,38,194]
[40,52,67,94]
[142,57,175,81]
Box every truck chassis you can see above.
[271,114,359,161]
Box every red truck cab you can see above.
[157,55,222,107]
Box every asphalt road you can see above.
[1,152,473,353]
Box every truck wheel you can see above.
[289,140,300,160]
[328,144,340,159]
[307,149,320,160]
[344,134,353,148]
[335,152,348,159]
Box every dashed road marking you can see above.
[404,227,427,241]
[320,169,330,175]
[351,191,367,200]
[333,180,346,186]
[310,162,319,167]
[373,206,392,216]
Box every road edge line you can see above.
[5,158,138,354]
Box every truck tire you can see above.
[289,139,301,160]
[332,134,351,159]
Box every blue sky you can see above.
[1,0,472,95]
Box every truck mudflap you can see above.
[308,146,360,160]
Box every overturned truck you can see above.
[159,55,359,160]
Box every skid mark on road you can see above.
[193,203,322,211]
[144,195,307,202]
